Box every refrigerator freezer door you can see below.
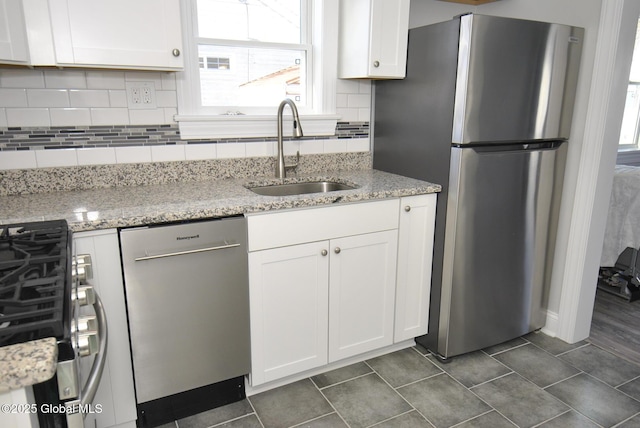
[439,142,566,358]
[453,15,583,144]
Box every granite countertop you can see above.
[0,169,441,232]
[0,168,441,390]
[0,338,58,393]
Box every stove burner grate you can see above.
[0,220,71,346]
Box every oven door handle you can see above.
[81,291,108,407]
[66,291,108,428]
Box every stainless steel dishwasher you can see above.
[119,216,250,427]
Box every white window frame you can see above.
[175,0,339,139]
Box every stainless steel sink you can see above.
[248,181,357,197]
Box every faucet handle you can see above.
[285,151,300,172]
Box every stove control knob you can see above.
[72,286,96,306]
[72,315,97,334]
[73,332,99,357]
[72,254,93,282]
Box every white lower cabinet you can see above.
[248,241,329,386]
[247,200,403,387]
[73,229,137,428]
[394,194,437,342]
[328,230,398,361]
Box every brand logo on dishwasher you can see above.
[176,234,200,241]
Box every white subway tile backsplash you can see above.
[300,139,324,155]
[359,81,372,94]
[336,107,359,122]
[77,147,117,165]
[69,90,110,108]
[348,137,370,152]
[151,145,186,162]
[216,143,246,158]
[0,70,45,88]
[115,146,152,164]
[86,71,126,89]
[6,108,51,127]
[0,89,28,107]
[161,73,177,90]
[35,149,78,168]
[0,108,6,127]
[27,89,70,107]
[358,108,371,122]
[108,90,128,108]
[185,143,217,161]
[324,139,348,153]
[163,108,178,123]
[50,108,92,126]
[336,78,361,94]
[90,108,130,125]
[0,150,37,170]
[44,70,87,89]
[246,141,275,157]
[156,90,177,107]
[347,94,371,108]
[129,109,166,125]
[336,93,348,108]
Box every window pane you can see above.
[620,84,640,146]
[198,45,306,107]
[196,0,301,44]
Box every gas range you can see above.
[0,220,106,428]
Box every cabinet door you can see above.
[0,0,29,64]
[338,0,409,79]
[49,0,183,70]
[249,242,329,386]
[367,0,410,78]
[73,229,137,428]
[328,230,398,362]
[395,194,437,342]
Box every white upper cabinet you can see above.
[338,0,410,79]
[0,0,183,70]
[0,0,29,64]
[48,0,183,70]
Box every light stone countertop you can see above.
[0,168,441,391]
[0,338,58,393]
[0,169,441,232]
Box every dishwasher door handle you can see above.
[134,242,240,261]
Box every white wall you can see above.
[408,0,606,340]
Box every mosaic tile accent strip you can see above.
[0,122,369,151]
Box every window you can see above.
[619,18,640,150]
[176,0,339,139]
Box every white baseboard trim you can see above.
[541,309,559,338]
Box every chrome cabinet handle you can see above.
[334,247,341,254]
[172,48,181,57]
[404,205,411,212]
[135,242,239,261]
[373,60,380,67]
[321,249,328,256]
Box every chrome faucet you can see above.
[276,98,303,179]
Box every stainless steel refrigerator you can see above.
[373,14,583,359]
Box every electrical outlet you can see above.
[126,81,157,109]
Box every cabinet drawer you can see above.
[246,199,400,251]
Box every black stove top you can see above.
[0,220,72,347]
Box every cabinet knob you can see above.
[321,249,328,256]
[404,206,411,212]
[373,60,380,68]
[172,48,181,57]
[334,247,341,254]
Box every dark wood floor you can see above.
[589,288,640,365]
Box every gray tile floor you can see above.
[161,332,640,428]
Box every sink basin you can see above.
[248,181,357,197]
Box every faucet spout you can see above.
[276,99,304,180]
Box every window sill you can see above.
[174,114,341,140]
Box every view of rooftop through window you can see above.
[195,0,308,110]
